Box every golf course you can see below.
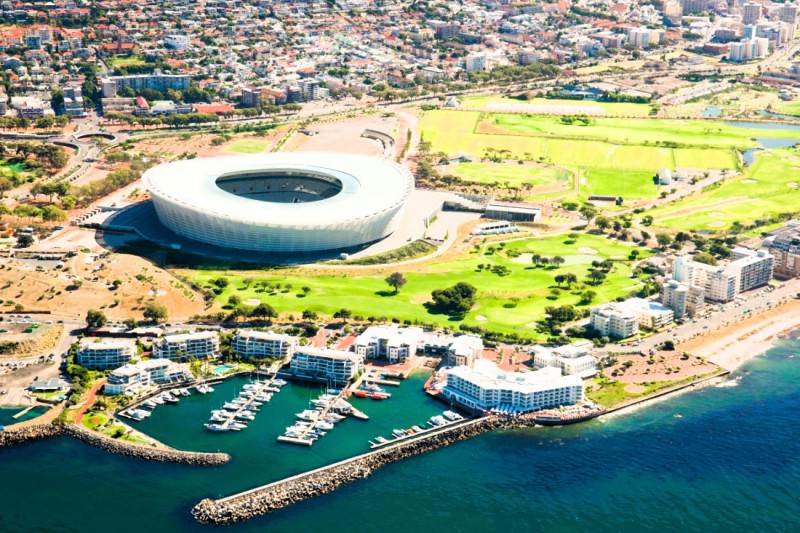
[188,233,653,336]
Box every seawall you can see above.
[62,425,230,465]
[0,424,62,447]
[193,416,529,524]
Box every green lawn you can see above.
[460,96,654,117]
[651,148,800,231]
[447,162,570,187]
[108,55,147,68]
[419,110,747,201]
[773,101,800,117]
[191,233,652,336]
[224,139,270,154]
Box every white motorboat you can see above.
[143,400,157,409]
[272,379,288,387]
[296,410,319,421]
[315,421,334,431]
[443,410,462,421]
[163,393,179,404]
[229,422,247,431]
[235,411,255,421]
[206,423,229,432]
[151,396,165,405]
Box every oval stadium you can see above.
[143,153,414,253]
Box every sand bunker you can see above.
[708,221,726,227]
[578,247,598,254]
[244,298,260,306]
[742,179,757,184]
[788,182,798,188]
[475,315,487,322]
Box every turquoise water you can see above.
[702,106,722,118]
[2,339,800,532]
[212,365,235,375]
[0,406,47,426]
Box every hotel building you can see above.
[446,335,484,367]
[589,303,639,339]
[531,344,598,378]
[442,360,584,414]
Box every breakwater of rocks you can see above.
[193,416,527,524]
[0,424,62,447]
[62,424,230,465]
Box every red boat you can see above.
[354,390,368,398]
[370,394,385,400]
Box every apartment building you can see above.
[531,344,598,378]
[589,303,639,339]
[232,330,297,359]
[153,331,220,361]
[106,359,191,395]
[289,347,363,384]
[446,335,484,367]
[662,280,706,319]
[77,338,136,370]
[621,298,675,330]
[353,325,423,363]
[103,73,191,97]
[762,224,800,278]
[731,247,775,292]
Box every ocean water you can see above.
[2,338,800,532]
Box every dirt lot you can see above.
[604,350,718,386]
[0,251,205,321]
[0,323,62,359]
[132,129,288,159]
[283,114,397,157]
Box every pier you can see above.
[368,416,467,449]
[213,375,283,431]
[277,389,351,446]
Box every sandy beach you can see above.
[678,297,800,371]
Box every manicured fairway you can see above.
[460,96,653,117]
[583,169,658,200]
[190,233,652,336]
[224,139,270,154]
[651,148,800,231]
[772,101,800,117]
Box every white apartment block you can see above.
[447,334,484,367]
[289,347,363,384]
[354,325,423,363]
[77,338,136,370]
[164,34,191,50]
[442,360,584,414]
[590,303,639,339]
[106,359,191,395]
[531,344,598,378]
[232,330,297,359]
[465,53,487,72]
[729,37,769,62]
[620,298,675,330]
[672,250,773,302]
[153,331,220,361]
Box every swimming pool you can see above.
[212,365,236,375]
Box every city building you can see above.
[657,168,672,185]
[484,203,540,222]
[621,298,675,330]
[10,95,52,118]
[106,359,192,395]
[232,330,297,359]
[153,331,220,361]
[531,344,598,378]
[762,223,800,278]
[77,338,136,370]
[164,34,191,50]
[289,347,363,384]
[472,221,520,236]
[106,73,191,94]
[241,87,262,108]
[353,325,423,363]
[730,247,775,292]
[589,303,639,339]
[62,85,85,117]
[465,53,487,72]
[742,2,762,25]
[446,335,484,367]
[728,37,770,62]
[662,280,705,319]
[442,360,584,414]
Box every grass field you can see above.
[460,96,653,117]
[190,233,651,336]
[774,101,800,117]
[447,162,570,187]
[651,148,800,231]
[224,139,270,154]
[108,55,147,68]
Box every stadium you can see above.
[143,153,414,253]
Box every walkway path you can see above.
[74,379,105,426]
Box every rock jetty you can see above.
[0,424,62,447]
[193,416,521,524]
[63,425,230,465]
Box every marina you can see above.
[205,376,285,432]
[278,389,356,446]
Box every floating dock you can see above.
[368,416,467,449]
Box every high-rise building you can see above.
[762,225,800,278]
[465,53,487,72]
[742,2,762,25]
[589,303,639,339]
[662,280,706,319]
